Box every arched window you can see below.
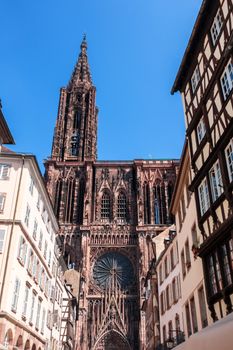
[77,179,85,224]
[154,182,166,224]
[101,192,111,220]
[143,183,151,224]
[117,192,127,221]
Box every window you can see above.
[198,286,208,328]
[43,240,48,260]
[221,60,233,100]
[41,308,46,334]
[185,240,191,270]
[0,164,10,180]
[38,230,43,250]
[17,236,27,265]
[101,192,111,220]
[185,303,192,337]
[166,286,170,309]
[198,178,210,215]
[164,257,168,277]
[211,9,223,45]
[0,228,6,252]
[170,248,175,270]
[35,299,42,329]
[29,293,36,323]
[33,219,38,240]
[190,297,198,333]
[197,117,206,144]
[37,194,41,211]
[172,278,178,303]
[22,285,30,317]
[181,249,186,278]
[24,204,30,227]
[159,265,163,285]
[209,160,223,201]
[221,243,232,286]
[117,192,127,221]
[27,249,34,275]
[191,65,200,93]
[29,177,34,195]
[207,255,218,296]
[160,293,164,314]
[48,250,51,267]
[225,139,233,182]
[11,278,21,312]
[0,193,6,212]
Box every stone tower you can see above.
[45,37,179,350]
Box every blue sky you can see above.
[0,0,202,170]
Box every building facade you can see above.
[0,151,74,350]
[172,0,233,323]
[45,37,179,349]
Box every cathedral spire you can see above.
[68,35,92,88]
[50,36,98,162]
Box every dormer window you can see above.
[191,65,200,93]
[197,117,206,144]
[211,9,223,46]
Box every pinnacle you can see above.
[68,35,92,88]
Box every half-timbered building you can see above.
[45,37,179,349]
[172,0,233,321]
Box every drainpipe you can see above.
[0,155,25,308]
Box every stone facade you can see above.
[45,37,179,349]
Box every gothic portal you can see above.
[45,37,179,350]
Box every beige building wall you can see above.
[170,143,211,343]
[156,232,183,346]
[0,153,66,349]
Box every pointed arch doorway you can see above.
[93,330,132,350]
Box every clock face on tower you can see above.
[93,252,134,290]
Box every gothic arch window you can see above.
[154,181,167,224]
[64,178,75,223]
[101,191,111,221]
[54,178,62,219]
[77,179,85,224]
[117,191,127,222]
[143,183,151,224]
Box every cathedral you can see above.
[45,37,179,349]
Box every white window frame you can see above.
[211,9,223,46]
[29,293,36,324]
[197,117,206,144]
[18,236,27,265]
[0,228,6,253]
[22,285,30,317]
[35,299,42,329]
[209,160,223,201]
[198,178,210,216]
[191,65,201,93]
[11,278,21,312]
[24,204,30,227]
[221,60,233,100]
[33,219,38,240]
[41,308,46,334]
[0,164,11,180]
[0,193,6,212]
[29,177,34,195]
[225,138,233,182]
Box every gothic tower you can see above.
[51,35,98,162]
[45,37,178,350]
